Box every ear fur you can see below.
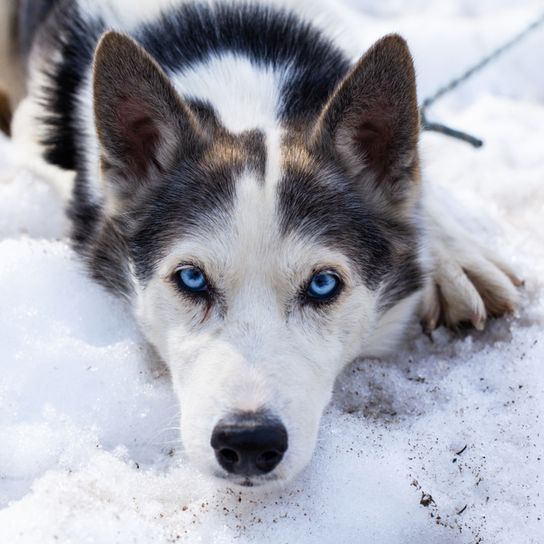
[312,34,420,189]
[93,31,206,196]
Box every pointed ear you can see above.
[93,32,206,194]
[312,34,419,188]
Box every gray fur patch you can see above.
[277,153,425,304]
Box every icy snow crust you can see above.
[1,1,544,542]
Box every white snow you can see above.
[1,1,544,542]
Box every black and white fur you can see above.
[2,0,521,487]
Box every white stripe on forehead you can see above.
[264,127,284,190]
[221,169,281,278]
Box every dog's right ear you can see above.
[93,32,207,198]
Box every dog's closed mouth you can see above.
[214,473,255,487]
[213,471,280,488]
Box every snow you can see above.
[1,1,544,542]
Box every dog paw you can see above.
[420,238,523,333]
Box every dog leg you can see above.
[420,184,522,332]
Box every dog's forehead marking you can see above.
[172,53,286,194]
[230,169,281,270]
[172,54,282,135]
[264,128,284,189]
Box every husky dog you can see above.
[2,0,521,487]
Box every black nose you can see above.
[211,414,288,476]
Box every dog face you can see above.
[92,32,425,486]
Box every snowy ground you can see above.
[1,1,544,542]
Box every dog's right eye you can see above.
[175,266,209,294]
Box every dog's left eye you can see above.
[176,266,208,293]
[307,271,341,301]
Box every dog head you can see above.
[91,31,425,487]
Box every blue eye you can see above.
[307,271,341,300]
[177,267,208,293]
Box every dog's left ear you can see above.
[312,34,419,189]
